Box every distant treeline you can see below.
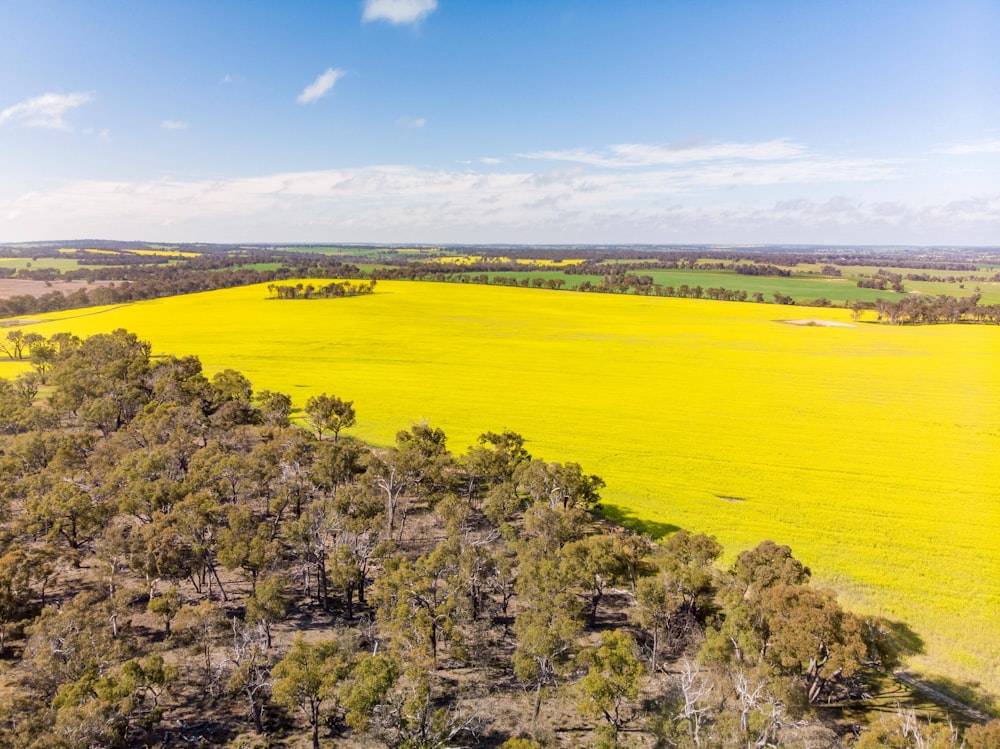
[905,271,1000,283]
[874,294,1000,324]
[2,244,1000,323]
[0,258,366,319]
[734,263,791,277]
[857,271,905,292]
[266,280,376,299]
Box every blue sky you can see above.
[1,0,998,245]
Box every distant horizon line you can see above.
[3,239,1000,253]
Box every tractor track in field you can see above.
[893,671,995,723]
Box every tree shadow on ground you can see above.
[842,618,998,725]
[597,503,679,540]
[900,674,1000,723]
[879,618,925,660]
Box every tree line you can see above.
[2,244,999,323]
[0,256,368,320]
[266,281,377,300]
[874,294,1000,325]
[0,330,995,748]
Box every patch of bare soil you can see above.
[0,278,114,300]
[780,319,855,327]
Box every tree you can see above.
[657,530,723,621]
[148,353,210,408]
[522,502,588,551]
[757,583,867,703]
[227,620,273,735]
[364,423,455,538]
[210,368,253,408]
[311,438,367,495]
[1,330,27,359]
[373,542,461,668]
[245,575,289,649]
[257,388,293,427]
[49,329,153,431]
[21,590,129,701]
[175,600,228,692]
[965,720,1000,749]
[855,707,961,748]
[703,541,812,672]
[704,541,866,705]
[731,540,810,600]
[286,496,339,609]
[304,393,356,441]
[632,576,673,671]
[147,586,181,636]
[648,657,714,749]
[28,339,57,382]
[0,547,38,655]
[561,534,628,625]
[48,654,174,749]
[460,429,531,502]
[339,651,399,735]
[217,506,283,594]
[578,630,645,740]
[513,540,585,734]
[516,459,605,511]
[272,637,350,749]
[22,471,112,562]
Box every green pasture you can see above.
[0,257,92,272]
[624,269,902,303]
[3,281,999,705]
[475,268,908,304]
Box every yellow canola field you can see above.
[128,249,201,258]
[55,248,200,257]
[433,255,584,266]
[4,281,999,699]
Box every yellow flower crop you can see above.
[4,280,998,700]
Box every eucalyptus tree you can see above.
[304,393,356,442]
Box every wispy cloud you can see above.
[161,120,188,130]
[521,138,808,168]
[1,154,962,245]
[397,116,427,129]
[297,68,346,104]
[934,139,1000,156]
[83,127,112,142]
[480,157,502,165]
[0,91,93,130]
[362,0,438,25]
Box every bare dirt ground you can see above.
[781,318,856,327]
[0,278,114,299]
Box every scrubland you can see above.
[4,280,998,699]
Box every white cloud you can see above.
[934,140,1000,156]
[297,68,346,104]
[397,116,427,129]
[362,0,438,25]
[3,154,980,246]
[161,120,188,130]
[480,157,502,165]
[521,138,808,168]
[0,91,93,130]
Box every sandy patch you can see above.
[780,319,855,328]
[0,279,114,299]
